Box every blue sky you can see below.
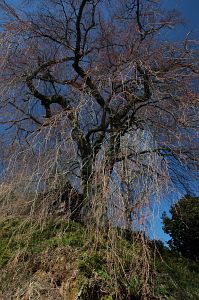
[2,0,199,243]
[152,0,199,242]
[7,0,199,33]
[161,0,199,42]
[163,0,199,32]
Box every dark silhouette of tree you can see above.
[162,195,199,260]
[0,0,199,226]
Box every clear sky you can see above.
[6,0,199,32]
[152,0,199,242]
[161,0,199,41]
[163,0,199,31]
[7,0,199,42]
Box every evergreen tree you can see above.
[162,195,199,260]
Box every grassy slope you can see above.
[0,218,198,300]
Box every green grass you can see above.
[0,218,85,266]
[154,245,199,299]
[0,218,198,299]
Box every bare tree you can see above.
[0,0,198,225]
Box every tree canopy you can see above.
[162,195,199,260]
[0,0,199,227]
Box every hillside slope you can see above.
[0,218,198,300]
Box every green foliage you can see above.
[154,246,199,299]
[78,251,106,278]
[0,218,84,267]
[162,195,199,260]
[0,218,199,299]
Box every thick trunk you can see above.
[81,156,93,200]
[60,182,84,221]
[105,133,121,176]
[52,133,122,224]
[80,155,96,222]
[48,181,83,221]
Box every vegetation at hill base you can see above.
[162,195,199,261]
[0,218,199,300]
